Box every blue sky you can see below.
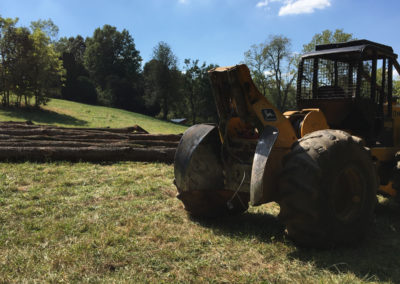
[1,0,399,68]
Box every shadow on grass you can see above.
[190,212,286,243]
[0,106,87,126]
[288,200,400,283]
[191,200,400,282]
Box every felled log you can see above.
[0,130,180,141]
[0,121,148,134]
[0,139,179,148]
[0,121,182,163]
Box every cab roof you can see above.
[302,39,398,61]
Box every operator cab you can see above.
[297,40,399,146]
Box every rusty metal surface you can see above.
[250,125,279,206]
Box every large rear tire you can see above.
[277,130,378,247]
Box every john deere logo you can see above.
[262,109,277,121]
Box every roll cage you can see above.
[296,40,400,144]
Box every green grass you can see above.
[0,99,187,134]
[0,99,399,282]
[1,161,399,283]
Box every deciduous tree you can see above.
[56,36,97,104]
[181,59,218,124]
[0,16,64,107]
[302,29,354,52]
[144,42,179,120]
[84,25,142,109]
[264,35,298,111]
[245,35,297,111]
[0,16,19,106]
[244,43,269,96]
[29,24,65,107]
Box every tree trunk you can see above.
[163,93,169,120]
[6,90,9,106]
[190,88,196,124]
[0,121,181,163]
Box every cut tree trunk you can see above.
[0,121,182,163]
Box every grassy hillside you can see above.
[0,99,187,134]
[1,161,399,283]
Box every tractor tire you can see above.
[177,189,249,218]
[277,129,378,247]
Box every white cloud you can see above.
[279,0,331,16]
[179,0,188,4]
[256,0,281,8]
[256,0,269,8]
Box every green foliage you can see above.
[85,25,142,88]
[264,35,298,111]
[394,79,400,97]
[143,42,180,120]
[56,35,86,63]
[29,27,65,107]
[180,59,218,124]
[244,35,298,111]
[244,43,269,96]
[84,25,143,111]
[0,16,20,106]
[243,30,354,112]
[142,59,161,116]
[3,26,33,106]
[0,16,65,108]
[302,29,354,53]
[30,18,59,42]
[0,18,220,124]
[56,36,97,104]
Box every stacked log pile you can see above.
[0,121,182,163]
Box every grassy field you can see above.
[1,100,400,283]
[1,161,400,283]
[0,99,187,134]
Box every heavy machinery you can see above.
[174,40,400,247]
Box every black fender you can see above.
[174,124,223,192]
[250,126,279,206]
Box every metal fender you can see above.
[250,125,279,206]
[174,124,223,192]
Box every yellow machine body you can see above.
[209,64,400,201]
[173,39,400,247]
[209,65,332,204]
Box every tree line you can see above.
[0,18,64,107]
[1,16,398,124]
[0,16,220,123]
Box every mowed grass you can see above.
[0,99,187,134]
[1,161,400,283]
[1,100,400,283]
